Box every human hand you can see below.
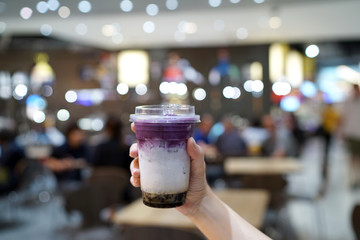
[129,123,209,216]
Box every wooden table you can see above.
[113,189,269,229]
[224,157,302,175]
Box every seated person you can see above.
[215,116,247,157]
[92,115,131,170]
[45,124,88,185]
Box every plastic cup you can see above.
[130,104,200,208]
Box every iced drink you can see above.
[130,104,200,208]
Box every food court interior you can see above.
[0,0,360,239]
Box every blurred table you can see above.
[224,157,302,175]
[113,189,269,229]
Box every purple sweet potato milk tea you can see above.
[130,104,200,208]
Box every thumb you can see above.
[187,137,204,163]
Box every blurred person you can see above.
[284,112,306,157]
[241,118,269,156]
[193,113,214,144]
[45,123,88,186]
[193,113,218,161]
[129,124,270,240]
[92,115,132,170]
[215,115,247,157]
[261,114,299,158]
[0,129,25,195]
[341,84,360,188]
[317,103,340,195]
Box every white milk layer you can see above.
[138,140,190,194]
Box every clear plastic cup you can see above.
[130,104,200,208]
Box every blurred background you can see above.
[0,0,360,239]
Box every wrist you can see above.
[185,184,213,218]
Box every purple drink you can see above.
[130,105,200,208]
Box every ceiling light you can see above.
[117,83,129,95]
[65,90,77,103]
[14,84,28,98]
[135,84,148,95]
[78,1,92,13]
[236,27,248,40]
[209,0,222,8]
[272,81,291,96]
[252,80,264,93]
[57,109,70,121]
[102,24,116,37]
[48,0,60,11]
[20,7,33,20]
[280,96,300,112]
[91,118,104,131]
[230,0,241,3]
[40,24,53,36]
[58,6,70,18]
[36,1,48,14]
[232,87,241,99]
[223,86,234,99]
[166,0,178,10]
[244,80,253,92]
[177,83,188,96]
[146,4,159,16]
[159,82,170,94]
[143,21,155,33]
[75,23,88,35]
[178,21,197,34]
[305,44,320,58]
[254,0,265,4]
[120,0,133,12]
[269,16,282,29]
[193,88,206,101]
[33,111,46,123]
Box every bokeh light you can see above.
[57,109,70,121]
[193,88,206,101]
[58,6,70,18]
[40,24,53,36]
[143,21,155,33]
[14,84,28,99]
[272,81,291,96]
[20,7,33,20]
[75,23,88,35]
[33,111,46,123]
[36,1,48,14]
[300,80,317,98]
[120,0,133,12]
[135,84,148,95]
[78,1,92,13]
[146,4,159,16]
[209,0,222,8]
[65,90,77,103]
[280,95,300,112]
[166,0,178,10]
[117,83,129,95]
[305,44,320,58]
[236,28,248,40]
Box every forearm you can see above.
[187,186,271,240]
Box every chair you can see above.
[65,167,130,228]
[352,204,360,240]
[122,226,205,240]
